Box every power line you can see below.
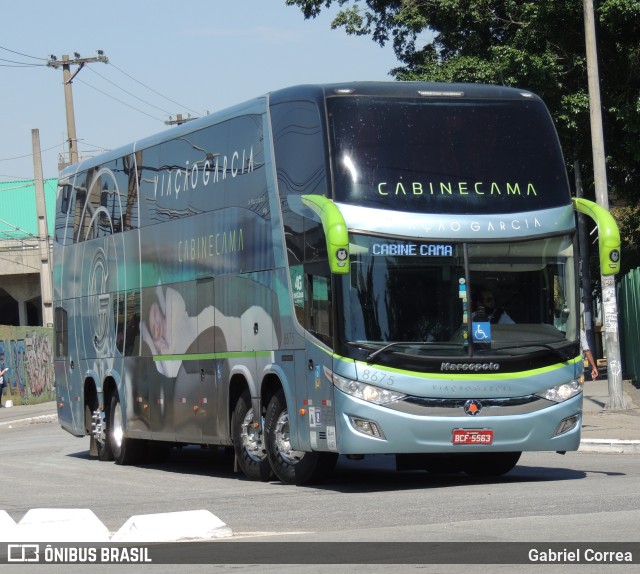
[0,46,47,67]
[0,182,38,193]
[0,45,48,61]
[0,142,63,163]
[78,141,111,152]
[3,44,202,123]
[108,61,202,116]
[3,46,204,170]
[85,65,175,116]
[0,58,44,67]
[76,78,165,122]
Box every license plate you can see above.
[452,429,494,445]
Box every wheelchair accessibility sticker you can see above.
[472,321,492,342]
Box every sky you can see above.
[0,0,400,182]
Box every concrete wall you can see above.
[0,326,54,405]
[0,240,52,327]
[0,241,42,275]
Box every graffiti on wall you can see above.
[1,330,55,403]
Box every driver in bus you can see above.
[474,288,515,324]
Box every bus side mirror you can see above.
[572,198,621,276]
[301,194,350,275]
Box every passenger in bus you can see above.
[474,288,515,324]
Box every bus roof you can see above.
[268,81,541,105]
[59,81,542,180]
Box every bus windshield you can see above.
[327,96,570,214]
[337,234,577,360]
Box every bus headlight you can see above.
[332,372,406,405]
[536,380,582,403]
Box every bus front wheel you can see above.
[264,390,337,486]
[232,390,274,481]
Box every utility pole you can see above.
[47,51,108,167]
[32,129,53,327]
[583,0,627,409]
[574,161,596,356]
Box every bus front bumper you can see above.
[332,390,582,455]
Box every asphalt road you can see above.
[2,405,640,573]
[3,421,640,533]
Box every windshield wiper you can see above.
[357,341,462,363]
[490,343,570,363]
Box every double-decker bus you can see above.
[53,82,620,485]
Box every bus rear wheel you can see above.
[108,392,147,466]
[264,390,337,486]
[232,390,273,481]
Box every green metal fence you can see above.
[618,267,640,383]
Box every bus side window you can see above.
[306,272,332,346]
[73,183,88,243]
[54,306,68,358]
[55,184,75,246]
[114,290,140,356]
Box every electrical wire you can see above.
[0,143,63,163]
[3,45,203,122]
[108,61,202,116]
[1,46,205,174]
[0,58,44,67]
[0,46,47,67]
[0,182,35,192]
[75,78,165,122]
[85,65,175,116]
[78,141,110,152]
[0,45,48,61]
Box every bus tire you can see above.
[108,392,147,466]
[232,390,273,481]
[86,404,99,458]
[96,408,114,462]
[264,390,337,485]
[463,452,521,477]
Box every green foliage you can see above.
[611,206,640,274]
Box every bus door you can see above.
[55,296,85,436]
[303,268,337,453]
[171,279,212,443]
[195,276,221,443]
[53,184,84,436]
[53,182,87,436]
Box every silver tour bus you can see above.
[53,82,620,484]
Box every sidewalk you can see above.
[0,400,58,428]
[1,379,639,452]
[579,377,640,453]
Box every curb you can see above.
[578,439,640,455]
[0,414,57,428]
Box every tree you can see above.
[612,205,640,275]
[287,0,640,208]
